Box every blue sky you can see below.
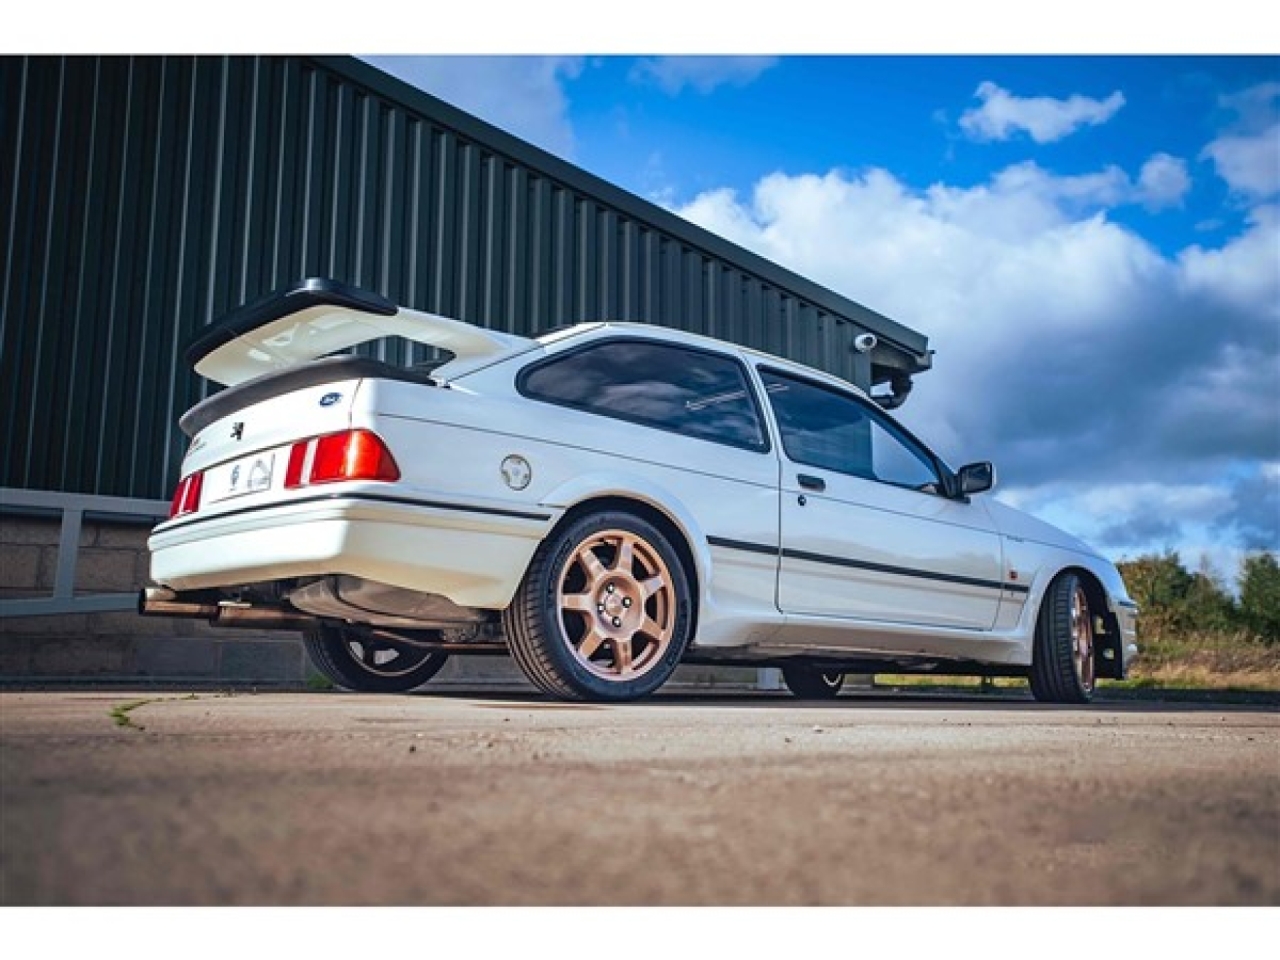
[366,53,1278,585]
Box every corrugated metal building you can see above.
[0,54,931,682]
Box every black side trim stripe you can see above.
[707,535,778,557]
[161,492,552,532]
[783,546,1030,594]
[707,536,1030,595]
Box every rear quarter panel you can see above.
[361,372,783,646]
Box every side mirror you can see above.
[957,461,995,496]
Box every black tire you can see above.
[782,665,845,699]
[503,510,693,702]
[1030,573,1096,704]
[304,624,448,693]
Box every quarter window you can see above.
[520,339,767,451]
[760,368,941,492]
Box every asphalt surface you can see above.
[1,688,1277,906]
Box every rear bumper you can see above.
[148,492,554,610]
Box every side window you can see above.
[519,340,767,451]
[760,368,941,492]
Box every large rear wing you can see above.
[187,278,533,386]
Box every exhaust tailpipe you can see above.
[138,586,316,631]
[138,586,219,619]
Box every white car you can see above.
[143,279,1139,702]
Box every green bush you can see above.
[1239,553,1280,643]
[1117,550,1278,646]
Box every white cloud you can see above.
[1202,82,1280,199]
[629,56,779,95]
[669,161,1279,566]
[1220,81,1280,129]
[1177,205,1280,318]
[360,56,584,158]
[988,161,1132,210]
[999,480,1234,545]
[1136,153,1191,210]
[1203,124,1280,198]
[684,157,1192,258]
[959,81,1126,143]
[1002,470,1278,585]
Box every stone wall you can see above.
[1,515,309,683]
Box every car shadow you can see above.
[411,686,1280,713]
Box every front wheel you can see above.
[503,511,693,702]
[1030,573,1096,704]
[304,625,449,693]
[782,665,845,699]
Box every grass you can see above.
[108,693,201,731]
[873,675,1020,688]
[109,699,153,730]
[1124,626,1280,690]
[875,629,1280,696]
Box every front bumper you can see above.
[1115,600,1140,676]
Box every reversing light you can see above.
[284,429,400,488]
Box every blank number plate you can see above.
[203,450,279,504]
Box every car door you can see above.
[758,367,1004,631]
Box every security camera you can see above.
[853,333,877,353]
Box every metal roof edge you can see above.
[310,55,929,364]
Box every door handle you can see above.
[798,473,826,492]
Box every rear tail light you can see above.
[169,471,204,518]
[169,430,397,519]
[284,429,400,488]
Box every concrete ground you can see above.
[1,688,1277,906]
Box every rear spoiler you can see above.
[187,278,532,386]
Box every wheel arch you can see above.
[539,491,706,639]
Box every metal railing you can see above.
[0,487,169,618]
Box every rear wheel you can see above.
[304,625,448,693]
[503,510,693,702]
[1030,573,1096,704]
[782,665,845,699]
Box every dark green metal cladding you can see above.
[1,55,931,501]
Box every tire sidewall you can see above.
[1032,572,1095,704]
[1067,576,1097,700]
[783,664,845,699]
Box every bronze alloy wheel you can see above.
[1070,585,1096,694]
[503,510,693,701]
[555,529,677,682]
